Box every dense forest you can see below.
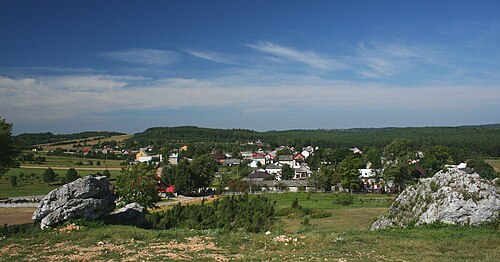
[13,131,125,149]
[130,125,500,157]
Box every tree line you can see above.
[129,125,500,157]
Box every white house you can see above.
[168,153,179,165]
[294,165,313,180]
[265,163,283,180]
[358,168,383,193]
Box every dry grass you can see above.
[485,159,500,172]
[0,207,36,226]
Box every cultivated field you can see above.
[1,193,498,261]
[35,134,132,151]
[1,168,121,198]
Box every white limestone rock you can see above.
[32,176,115,229]
[371,168,499,230]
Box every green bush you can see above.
[333,193,354,206]
[309,209,332,219]
[146,195,275,233]
[10,176,17,187]
[430,181,439,192]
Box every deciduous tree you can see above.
[116,163,160,208]
[0,118,19,176]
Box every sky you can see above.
[1,0,500,134]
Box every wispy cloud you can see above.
[2,73,499,126]
[99,48,178,66]
[184,49,235,64]
[246,41,345,70]
[355,42,444,78]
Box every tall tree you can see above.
[338,155,364,193]
[174,159,195,195]
[421,145,453,176]
[116,163,160,208]
[364,147,383,169]
[42,167,57,184]
[310,165,336,191]
[190,154,218,190]
[0,118,19,176]
[65,168,80,183]
[467,158,497,180]
[383,138,414,192]
[281,164,295,180]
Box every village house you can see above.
[249,180,315,192]
[244,170,272,181]
[278,155,294,167]
[293,164,313,179]
[358,168,383,193]
[168,153,179,165]
[221,158,241,167]
[136,149,152,163]
[293,153,305,163]
[265,163,283,180]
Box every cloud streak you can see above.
[184,49,235,64]
[99,48,178,66]
[246,42,345,70]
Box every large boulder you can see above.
[106,202,146,227]
[32,176,115,229]
[371,168,499,230]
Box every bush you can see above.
[10,176,17,187]
[147,195,275,233]
[430,181,439,192]
[333,193,354,206]
[309,209,332,219]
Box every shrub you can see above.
[333,193,354,206]
[302,215,310,226]
[10,176,17,187]
[430,181,439,192]
[147,195,275,233]
[309,209,332,219]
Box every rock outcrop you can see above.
[32,176,115,229]
[106,203,146,227]
[371,168,499,230]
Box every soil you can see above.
[0,207,36,225]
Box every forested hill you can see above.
[13,131,125,149]
[132,126,261,143]
[131,125,500,157]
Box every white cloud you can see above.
[184,49,235,64]
[99,48,178,66]
[1,73,499,126]
[246,42,345,70]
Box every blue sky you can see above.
[1,1,500,134]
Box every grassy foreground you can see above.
[1,193,499,261]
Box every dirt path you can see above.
[153,195,220,211]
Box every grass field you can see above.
[1,192,498,261]
[1,168,121,197]
[20,155,123,169]
[485,159,500,173]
